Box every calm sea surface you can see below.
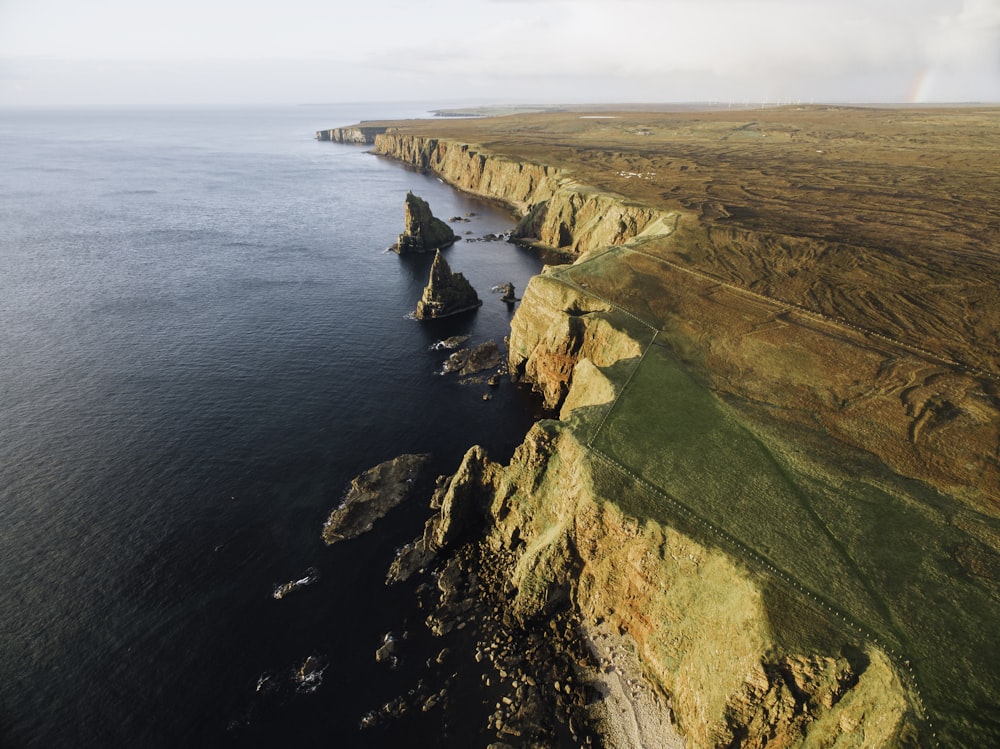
[0,105,547,747]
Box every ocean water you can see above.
[0,105,549,747]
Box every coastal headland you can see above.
[322,106,1000,747]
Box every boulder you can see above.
[392,191,457,254]
[414,250,482,320]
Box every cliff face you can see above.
[316,125,389,143]
[503,249,998,747]
[445,424,918,749]
[505,269,639,410]
[373,133,677,254]
[484,279,922,746]
[373,132,558,214]
[372,128,998,513]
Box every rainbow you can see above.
[907,69,935,103]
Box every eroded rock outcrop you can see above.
[386,447,497,584]
[494,281,517,302]
[511,190,672,254]
[407,423,919,747]
[414,250,481,320]
[506,272,644,410]
[321,453,430,545]
[392,191,456,254]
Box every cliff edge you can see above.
[373,133,677,255]
[316,124,390,143]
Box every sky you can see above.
[1,0,998,107]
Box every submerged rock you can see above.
[414,250,482,320]
[322,453,430,545]
[272,567,319,600]
[375,632,400,668]
[294,655,328,694]
[392,191,457,254]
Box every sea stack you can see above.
[414,250,482,320]
[393,191,457,254]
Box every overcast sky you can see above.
[1,0,998,107]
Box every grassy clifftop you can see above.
[347,106,1000,746]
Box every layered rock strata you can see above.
[414,250,481,320]
[501,249,998,747]
[371,126,998,510]
[392,191,457,254]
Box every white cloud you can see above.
[927,0,1000,64]
[0,0,997,105]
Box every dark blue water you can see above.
[0,105,547,747]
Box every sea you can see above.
[0,104,552,748]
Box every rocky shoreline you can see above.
[332,452,683,748]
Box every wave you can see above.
[429,334,471,351]
[272,567,319,600]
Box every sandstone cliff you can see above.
[501,249,998,747]
[316,125,389,143]
[372,133,677,254]
[371,128,998,508]
[419,426,919,748]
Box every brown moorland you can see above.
[376,106,1000,372]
